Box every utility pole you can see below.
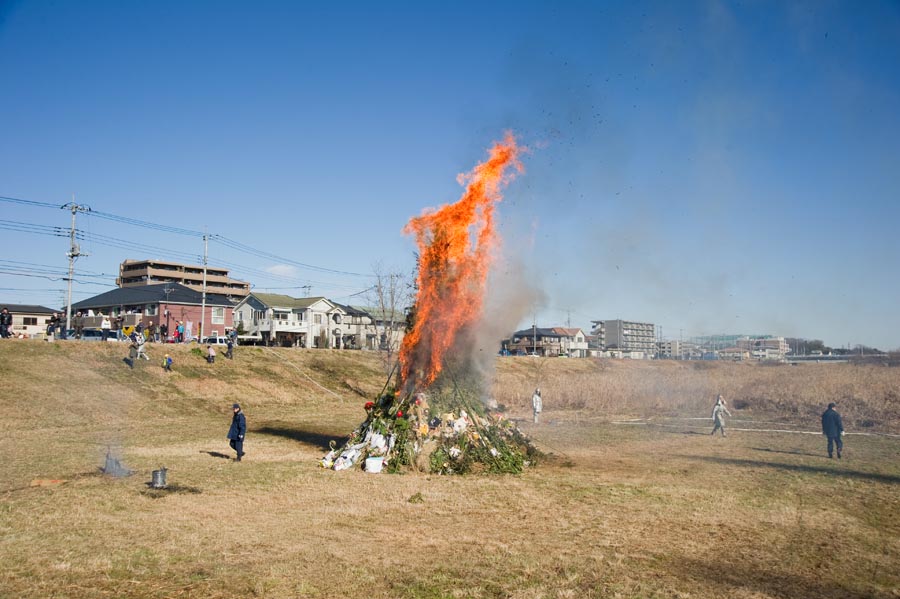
[199,232,208,340]
[163,284,174,340]
[62,198,90,334]
[300,284,312,296]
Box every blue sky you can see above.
[1,1,898,349]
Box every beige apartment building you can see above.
[117,259,250,298]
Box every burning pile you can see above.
[323,133,539,474]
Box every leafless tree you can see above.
[366,262,412,378]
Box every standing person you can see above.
[47,312,60,340]
[224,338,234,359]
[821,402,844,459]
[100,313,111,342]
[177,321,185,343]
[73,311,84,339]
[163,354,173,372]
[159,322,168,343]
[126,336,138,369]
[135,332,150,361]
[227,403,246,461]
[206,344,216,364]
[0,307,12,339]
[531,387,542,424]
[711,395,732,436]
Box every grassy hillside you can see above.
[1,340,898,598]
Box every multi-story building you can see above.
[736,336,790,360]
[117,259,250,298]
[657,339,682,359]
[590,319,656,355]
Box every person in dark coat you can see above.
[821,402,844,459]
[0,307,12,339]
[224,338,234,359]
[227,403,246,461]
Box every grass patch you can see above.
[1,340,898,598]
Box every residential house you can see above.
[233,293,344,348]
[504,326,588,357]
[0,304,56,338]
[358,305,407,352]
[736,336,790,361]
[72,283,237,340]
[719,347,751,361]
[553,327,588,357]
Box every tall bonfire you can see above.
[323,133,540,474]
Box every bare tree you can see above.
[366,262,412,378]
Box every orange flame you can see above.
[399,132,524,390]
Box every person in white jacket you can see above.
[711,395,732,437]
[532,388,543,424]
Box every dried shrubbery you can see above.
[492,358,900,432]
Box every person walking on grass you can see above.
[224,337,234,359]
[134,331,150,361]
[125,336,138,369]
[532,387,542,424]
[822,402,844,459]
[228,403,246,462]
[163,354,173,372]
[711,394,732,436]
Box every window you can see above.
[314,314,323,324]
[211,307,225,325]
[23,317,37,326]
[145,305,158,316]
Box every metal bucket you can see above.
[151,467,167,488]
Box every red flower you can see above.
[397,410,404,417]
[364,401,375,410]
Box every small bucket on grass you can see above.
[365,457,384,473]
[151,467,167,488]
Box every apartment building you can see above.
[590,319,657,354]
[117,259,250,298]
[736,336,790,360]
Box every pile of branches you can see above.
[322,377,540,475]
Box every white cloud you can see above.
[265,264,299,278]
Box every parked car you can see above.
[200,336,230,345]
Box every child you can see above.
[163,354,173,371]
[207,344,216,364]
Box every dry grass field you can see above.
[1,340,898,598]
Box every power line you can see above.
[211,235,372,278]
[0,219,67,237]
[0,195,61,209]
[2,193,377,285]
[88,210,204,237]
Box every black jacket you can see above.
[0,312,11,327]
[227,411,246,440]
[821,408,843,438]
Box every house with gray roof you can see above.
[72,283,237,340]
[0,303,57,338]
[233,293,344,348]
